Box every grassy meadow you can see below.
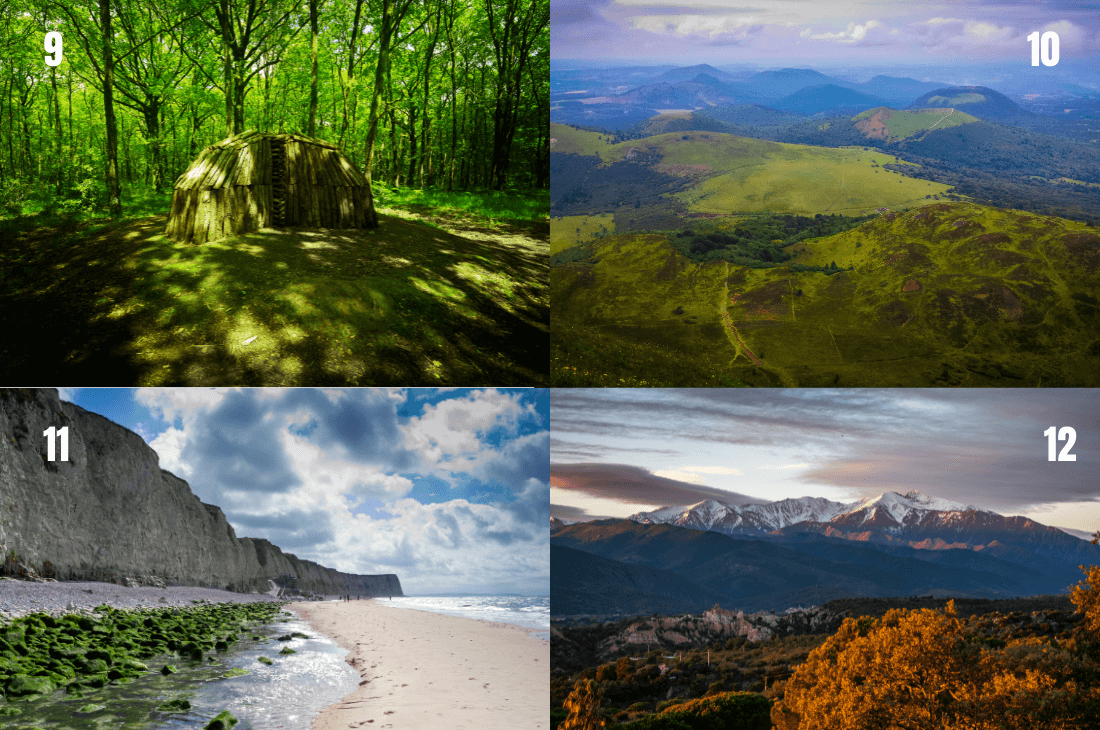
[553,202,1100,387]
[550,214,615,253]
[0,190,548,386]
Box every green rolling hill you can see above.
[552,202,1100,387]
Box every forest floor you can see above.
[0,205,547,385]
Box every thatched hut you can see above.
[165,130,376,243]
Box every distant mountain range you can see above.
[773,84,889,115]
[550,491,1100,616]
[609,68,950,116]
[629,491,1091,565]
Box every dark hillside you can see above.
[552,544,726,617]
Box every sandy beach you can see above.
[287,599,549,730]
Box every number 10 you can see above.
[43,426,68,462]
[1027,31,1059,67]
[1044,426,1076,462]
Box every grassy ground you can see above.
[550,214,615,254]
[0,189,547,385]
[552,203,1100,387]
[549,123,616,157]
[852,107,979,140]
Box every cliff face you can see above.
[0,388,402,598]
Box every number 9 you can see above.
[45,32,63,67]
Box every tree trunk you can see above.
[100,0,122,215]
[50,67,62,193]
[223,15,234,137]
[362,0,397,225]
[143,97,164,191]
[446,5,458,190]
[308,0,319,136]
[340,0,365,149]
[67,70,73,191]
[406,104,417,186]
[419,2,440,188]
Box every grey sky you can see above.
[551,389,1099,532]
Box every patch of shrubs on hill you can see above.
[668,212,873,270]
[624,692,772,730]
[550,240,601,268]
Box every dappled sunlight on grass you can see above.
[410,277,467,301]
[0,209,547,384]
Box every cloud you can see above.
[321,497,549,594]
[178,390,302,496]
[800,19,882,43]
[133,387,548,596]
[552,463,763,508]
[278,388,415,470]
[231,509,336,552]
[402,388,533,468]
[682,465,743,475]
[552,1,1100,63]
[479,431,550,489]
[551,389,1099,516]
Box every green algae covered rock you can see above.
[257,656,273,665]
[221,668,249,678]
[278,647,296,655]
[161,664,178,675]
[76,704,106,713]
[205,709,239,729]
[158,698,192,712]
[5,674,55,698]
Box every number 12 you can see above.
[1044,426,1076,462]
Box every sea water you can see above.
[2,611,358,730]
[153,612,358,730]
[375,595,550,640]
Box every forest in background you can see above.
[0,0,549,217]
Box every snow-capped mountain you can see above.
[630,494,852,535]
[629,490,1096,567]
[631,490,993,536]
[831,490,985,528]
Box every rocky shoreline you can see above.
[0,578,294,621]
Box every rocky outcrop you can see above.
[0,388,402,598]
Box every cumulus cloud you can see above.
[800,19,882,43]
[134,387,547,595]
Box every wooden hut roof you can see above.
[173,130,368,191]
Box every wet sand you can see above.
[287,599,549,730]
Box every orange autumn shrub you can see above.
[773,593,1100,730]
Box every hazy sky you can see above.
[551,389,1098,535]
[61,388,548,596]
[553,0,1100,66]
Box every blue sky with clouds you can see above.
[60,388,548,596]
[553,0,1100,67]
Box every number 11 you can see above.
[43,426,68,462]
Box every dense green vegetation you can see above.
[668,213,873,268]
[0,0,549,385]
[552,202,1100,387]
